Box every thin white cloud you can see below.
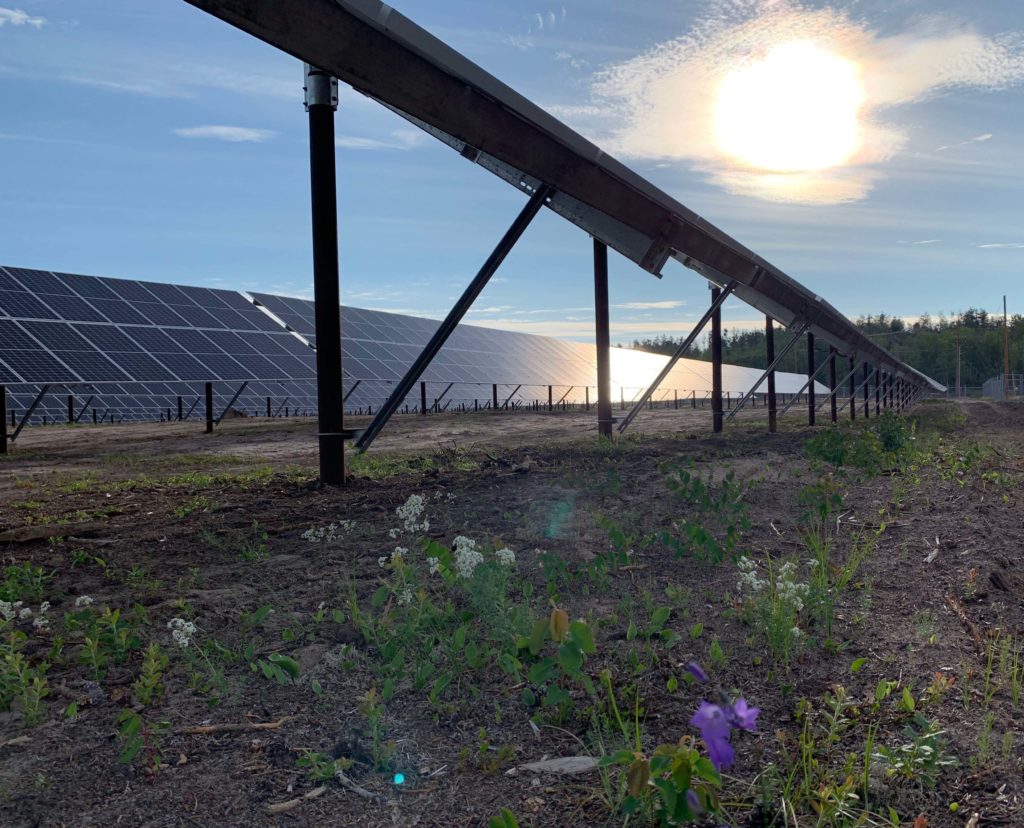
[174,125,274,143]
[898,239,942,245]
[615,300,686,310]
[976,242,1024,249]
[936,133,993,152]
[335,129,425,151]
[578,0,1024,204]
[0,7,45,28]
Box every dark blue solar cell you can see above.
[88,299,151,325]
[0,291,58,320]
[19,321,97,351]
[171,304,225,329]
[134,302,189,327]
[6,269,74,296]
[159,353,217,381]
[0,319,39,349]
[72,324,143,352]
[52,350,130,382]
[105,352,178,381]
[140,282,192,305]
[120,326,183,353]
[37,293,108,322]
[53,272,120,300]
[104,278,160,302]
[0,358,22,382]
[1,349,78,382]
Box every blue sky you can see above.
[1,0,1022,343]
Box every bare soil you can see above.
[0,400,1021,828]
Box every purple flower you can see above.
[690,701,735,769]
[685,788,703,815]
[730,697,759,731]
[685,661,708,683]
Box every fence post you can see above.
[205,382,214,433]
[0,385,7,455]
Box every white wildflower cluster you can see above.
[776,561,810,613]
[433,490,456,502]
[74,595,94,608]
[1,599,51,627]
[167,617,197,649]
[393,494,430,536]
[378,547,407,569]
[495,547,516,567]
[736,556,766,595]
[427,557,441,575]
[453,536,484,579]
[302,520,354,544]
[397,588,414,606]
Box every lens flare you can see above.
[713,41,864,173]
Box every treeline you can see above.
[627,309,1024,389]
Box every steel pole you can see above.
[593,239,612,438]
[848,356,856,421]
[0,385,6,454]
[807,332,816,426]
[828,347,838,423]
[766,316,777,433]
[305,64,346,484]
[711,285,723,433]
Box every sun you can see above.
[713,41,865,173]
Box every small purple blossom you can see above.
[685,788,703,814]
[685,661,708,683]
[690,696,760,770]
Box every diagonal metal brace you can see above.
[726,320,809,422]
[835,366,877,414]
[74,395,95,423]
[215,381,249,425]
[777,361,830,418]
[10,385,50,442]
[356,184,553,452]
[816,362,860,411]
[619,281,736,433]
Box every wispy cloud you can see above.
[975,242,1024,249]
[898,239,942,245]
[335,129,425,151]
[616,300,686,310]
[575,0,1024,204]
[936,133,993,152]
[0,7,45,28]
[174,125,274,143]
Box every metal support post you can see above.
[67,394,74,425]
[711,286,724,433]
[778,362,830,418]
[848,357,856,421]
[420,381,427,415]
[205,382,214,433]
[593,239,613,438]
[807,333,816,426]
[177,396,183,421]
[619,282,734,434]
[434,382,455,412]
[74,396,95,423]
[266,397,272,417]
[875,366,881,415]
[548,385,553,412]
[828,348,838,423]
[862,362,870,418]
[492,384,498,411]
[0,385,6,455]
[836,366,877,415]
[356,184,551,452]
[727,320,808,423]
[305,64,346,483]
[502,385,522,408]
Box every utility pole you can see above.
[1004,295,1011,400]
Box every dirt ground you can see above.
[0,400,1021,828]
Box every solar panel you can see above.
[1,266,829,425]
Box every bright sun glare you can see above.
[713,41,865,173]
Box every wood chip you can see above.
[175,715,294,735]
[518,756,599,775]
[266,785,327,815]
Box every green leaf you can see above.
[311,678,323,696]
[557,643,583,673]
[520,687,537,707]
[452,625,468,650]
[689,622,704,639]
[666,675,679,692]
[382,677,396,700]
[331,609,345,624]
[267,653,300,679]
[900,686,915,712]
[568,621,595,654]
[527,619,547,656]
[371,586,390,609]
[648,606,671,633]
[626,620,637,642]
[850,657,867,673]
[64,702,78,718]
[528,658,556,685]
[250,605,272,626]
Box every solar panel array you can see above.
[1,265,823,426]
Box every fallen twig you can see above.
[946,594,984,657]
[266,785,327,815]
[175,715,294,735]
[335,770,384,803]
